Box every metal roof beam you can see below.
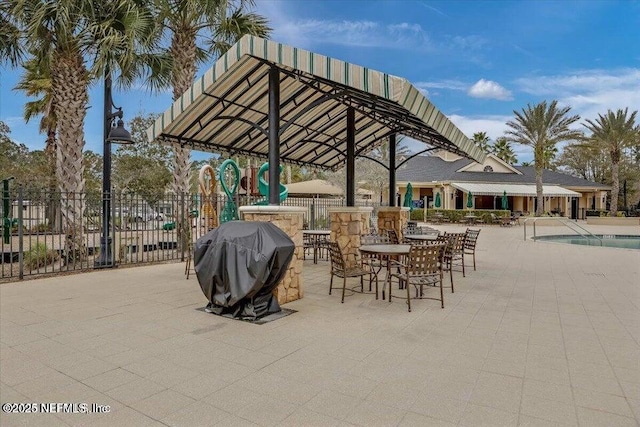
[176,61,266,140]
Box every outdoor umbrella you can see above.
[466,191,473,209]
[502,191,508,210]
[403,183,413,211]
[434,191,441,208]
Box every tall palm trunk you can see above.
[534,146,544,216]
[535,167,544,216]
[44,128,61,232]
[51,50,89,265]
[170,25,198,252]
[610,159,619,216]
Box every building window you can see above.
[483,165,493,172]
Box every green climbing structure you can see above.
[219,159,241,223]
[254,162,288,205]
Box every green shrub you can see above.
[586,209,608,217]
[314,216,330,229]
[24,243,59,271]
[30,223,52,233]
[410,209,424,221]
[424,208,510,224]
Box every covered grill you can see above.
[194,221,295,320]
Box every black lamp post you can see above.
[94,74,134,268]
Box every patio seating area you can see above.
[1,224,639,426]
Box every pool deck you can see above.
[1,223,639,426]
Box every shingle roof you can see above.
[397,156,609,189]
[396,156,474,182]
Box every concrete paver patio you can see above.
[1,224,638,426]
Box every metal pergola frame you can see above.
[148,36,486,207]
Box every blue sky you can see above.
[1,0,639,163]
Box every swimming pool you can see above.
[534,234,640,249]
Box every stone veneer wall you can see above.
[239,207,305,305]
[377,207,410,241]
[328,207,373,268]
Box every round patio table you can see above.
[359,244,412,300]
[404,234,439,242]
[303,230,330,263]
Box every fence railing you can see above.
[1,188,380,282]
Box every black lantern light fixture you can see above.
[94,74,134,268]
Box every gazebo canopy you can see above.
[147,35,485,170]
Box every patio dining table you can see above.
[403,234,439,242]
[303,230,330,263]
[359,244,412,300]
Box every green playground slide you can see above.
[254,162,288,205]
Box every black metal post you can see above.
[623,179,627,213]
[389,133,396,207]
[95,74,115,267]
[346,107,355,207]
[2,177,14,244]
[18,186,24,280]
[268,66,281,205]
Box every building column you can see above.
[346,107,355,207]
[328,207,373,268]
[377,206,410,241]
[268,66,281,205]
[239,206,306,304]
[388,134,396,207]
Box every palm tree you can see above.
[0,2,22,66]
[155,0,270,249]
[2,0,167,264]
[14,57,60,228]
[543,145,558,170]
[472,131,492,152]
[492,137,518,164]
[505,100,582,216]
[156,0,270,193]
[583,108,638,216]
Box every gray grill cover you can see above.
[194,221,294,320]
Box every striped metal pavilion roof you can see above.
[147,35,486,170]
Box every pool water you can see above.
[534,234,640,249]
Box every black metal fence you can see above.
[1,187,379,282]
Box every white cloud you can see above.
[255,1,486,57]
[447,114,511,141]
[515,68,640,121]
[262,16,431,51]
[467,79,513,100]
[2,116,25,127]
[419,2,448,17]
[415,80,467,91]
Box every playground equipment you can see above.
[219,159,241,223]
[198,165,218,230]
[254,162,288,205]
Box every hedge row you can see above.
[421,208,511,224]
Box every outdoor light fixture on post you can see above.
[94,74,134,268]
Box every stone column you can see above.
[327,207,373,267]
[377,206,410,241]
[238,206,306,305]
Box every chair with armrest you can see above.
[389,244,445,311]
[327,241,378,302]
